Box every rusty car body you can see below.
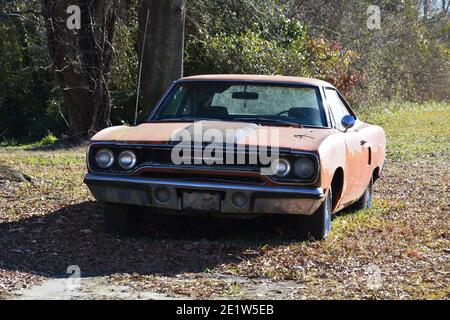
[84,75,386,239]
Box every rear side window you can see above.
[324,88,351,130]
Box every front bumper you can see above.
[84,173,325,215]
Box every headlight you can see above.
[274,158,291,177]
[294,158,315,179]
[95,149,114,169]
[118,150,137,170]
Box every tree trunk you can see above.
[0,165,32,183]
[443,0,450,13]
[423,0,430,19]
[41,0,115,137]
[138,0,185,117]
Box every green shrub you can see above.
[0,1,66,144]
[185,17,361,95]
[37,133,58,147]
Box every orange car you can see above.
[84,75,386,239]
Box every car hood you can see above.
[91,121,334,152]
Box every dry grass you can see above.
[0,102,448,299]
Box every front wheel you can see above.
[289,188,333,240]
[103,203,143,236]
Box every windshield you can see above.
[151,81,327,127]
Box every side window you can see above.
[324,88,351,130]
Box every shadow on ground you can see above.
[0,201,297,278]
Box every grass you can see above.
[0,101,449,299]
[361,101,450,161]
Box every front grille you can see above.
[138,145,277,168]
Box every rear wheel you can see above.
[103,203,143,236]
[290,188,333,240]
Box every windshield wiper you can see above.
[151,116,305,128]
[232,117,304,128]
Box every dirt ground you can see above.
[0,103,449,300]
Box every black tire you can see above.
[103,203,143,236]
[289,188,333,240]
[346,177,373,212]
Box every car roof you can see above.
[180,74,334,88]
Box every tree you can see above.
[138,0,185,117]
[41,0,116,137]
[0,1,66,143]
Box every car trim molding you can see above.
[84,173,325,199]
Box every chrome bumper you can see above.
[84,173,325,215]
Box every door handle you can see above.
[360,140,368,146]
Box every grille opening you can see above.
[137,171,266,185]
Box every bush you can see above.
[37,132,58,147]
[185,17,362,95]
[0,1,66,144]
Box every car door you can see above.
[324,88,367,205]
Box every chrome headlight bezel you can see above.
[118,150,137,170]
[95,149,115,169]
[273,158,291,177]
[294,157,316,179]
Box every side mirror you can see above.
[341,115,355,131]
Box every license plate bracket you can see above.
[182,192,221,212]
